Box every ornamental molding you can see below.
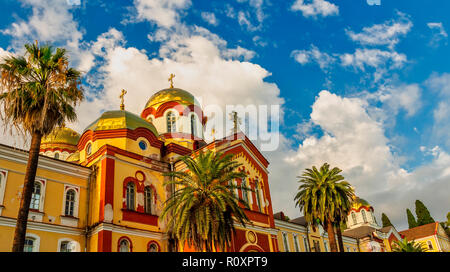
[89,223,168,240]
[0,144,91,179]
[0,216,84,236]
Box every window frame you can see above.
[61,185,80,218]
[126,182,136,211]
[362,209,368,223]
[351,211,357,225]
[0,169,8,216]
[30,179,46,212]
[189,113,197,136]
[166,111,177,133]
[147,241,160,252]
[24,233,40,252]
[118,237,133,252]
[144,186,153,214]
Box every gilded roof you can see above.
[352,197,372,210]
[144,88,200,110]
[41,127,80,146]
[84,110,158,136]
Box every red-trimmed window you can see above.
[65,189,76,216]
[126,182,135,211]
[144,186,153,214]
[147,241,160,252]
[118,237,132,252]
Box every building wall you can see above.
[0,145,91,252]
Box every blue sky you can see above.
[0,0,449,229]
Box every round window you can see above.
[86,143,92,155]
[139,140,147,150]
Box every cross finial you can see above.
[168,73,175,88]
[119,89,127,110]
[230,111,241,134]
[211,127,216,141]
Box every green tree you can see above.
[0,42,84,252]
[381,213,393,228]
[407,209,417,229]
[415,200,435,226]
[294,163,354,252]
[160,150,251,252]
[391,238,427,252]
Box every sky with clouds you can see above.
[0,0,449,230]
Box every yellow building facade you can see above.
[274,212,359,252]
[399,222,450,252]
[0,86,279,252]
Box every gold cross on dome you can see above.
[168,73,175,88]
[119,89,127,110]
[211,127,216,141]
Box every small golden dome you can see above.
[352,197,372,210]
[143,88,201,111]
[84,110,159,136]
[41,127,80,146]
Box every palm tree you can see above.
[160,150,251,252]
[294,163,354,252]
[392,238,427,252]
[0,42,83,252]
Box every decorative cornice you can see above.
[0,216,84,236]
[0,144,91,179]
[89,222,168,240]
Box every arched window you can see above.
[166,112,176,133]
[362,210,367,223]
[241,179,248,204]
[148,242,159,252]
[255,181,262,212]
[30,182,41,210]
[144,186,153,214]
[65,189,76,216]
[54,153,60,159]
[126,183,135,211]
[352,212,357,225]
[119,239,130,252]
[190,114,196,136]
[60,241,71,252]
[24,237,35,252]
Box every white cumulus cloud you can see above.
[291,0,339,18]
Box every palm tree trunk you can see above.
[12,132,42,252]
[336,225,345,252]
[326,219,338,252]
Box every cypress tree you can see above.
[415,200,435,226]
[381,213,393,228]
[407,209,417,229]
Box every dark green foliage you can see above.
[407,209,417,229]
[381,213,393,228]
[415,200,435,226]
[294,163,355,252]
[160,150,250,252]
[392,239,427,252]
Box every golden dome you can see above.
[84,110,159,136]
[352,197,372,210]
[143,88,201,110]
[41,126,80,146]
